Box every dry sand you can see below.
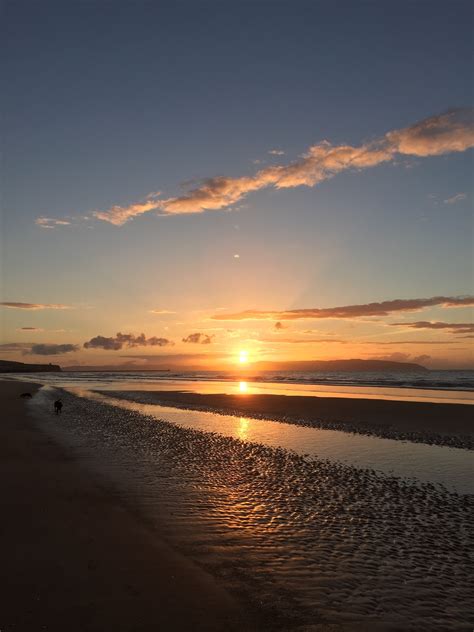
[101,390,474,449]
[0,380,256,631]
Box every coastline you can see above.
[0,380,256,631]
[98,389,474,450]
[25,384,474,630]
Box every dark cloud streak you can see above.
[1,302,71,310]
[392,321,474,334]
[182,333,214,344]
[29,344,79,356]
[213,296,474,321]
[84,332,174,350]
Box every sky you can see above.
[1,0,473,370]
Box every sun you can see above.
[239,350,249,364]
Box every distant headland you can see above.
[62,358,430,373]
[0,360,62,373]
[250,359,430,373]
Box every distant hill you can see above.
[250,359,430,373]
[0,360,61,373]
[63,359,429,373]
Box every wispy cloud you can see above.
[0,342,79,355]
[17,327,43,331]
[89,108,474,225]
[84,332,174,350]
[94,193,163,226]
[391,321,474,334]
[28,344,79,355]
[0,343,32,353]
[212,296,474,321]
[149,309,176,315]
[0,302,71,310]
[366,340,459,345]
[258,336,347,344]
[182,332,214,344]
[444,192,467,204]
[268,149,285,156]
[36,217,72,228]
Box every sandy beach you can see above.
[9,381,471,631]
[0,381,256,631]
[99,389,474,449]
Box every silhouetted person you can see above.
[54,399,63,415]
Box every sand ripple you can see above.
[101,390,474,450]
[31,389,474,631]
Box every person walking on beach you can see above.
[54,399,63,415]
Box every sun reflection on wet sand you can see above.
[238,417,249,440]
[29,387,474,630]
[65,387,474,493]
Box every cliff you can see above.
[0,360,62,373]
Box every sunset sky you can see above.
[1,1,473,370]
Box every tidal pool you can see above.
[70,388,473,494]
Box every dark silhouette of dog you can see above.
[54,399,63,414]
[20,392,32,398]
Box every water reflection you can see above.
[67,388,474,494]
[29,386,473,631]
[238,417,249,440]
[239,381,248,393]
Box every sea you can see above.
[5,368,474,404]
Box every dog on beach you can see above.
[20,392,32,398]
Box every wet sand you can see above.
[28,386,474,631]
[0,381,256,631]
[100,390,474,449]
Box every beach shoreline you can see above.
[4,379,474,629]
[0,380,258,631]
[96,389,474,450]
[25,383,474,631]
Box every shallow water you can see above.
[71,388,474,494]
[5,371,474,404]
